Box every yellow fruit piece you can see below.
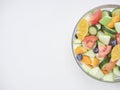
[75,46,87,55]
[108,14,120,28]
[80,56,92,65]
[111,45,120,61]
[77,18,89,41]
[77,18,89,29]
[107,21,114,28]
[93,58,100,67]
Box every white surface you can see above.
[0,0,120,90]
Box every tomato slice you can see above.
[90,9,102,25]
[98,45,112,58]
[83,36,98,49]
[103,61,117,72]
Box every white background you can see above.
[0,0,120,90]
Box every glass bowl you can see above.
[72,4,120,82]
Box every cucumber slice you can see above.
[89,67,104,79]
[102,26,116,34]
[97,32,111,45]
[99,35,110,45]
[81,63,92,73]
[104,31,115,38]
[96,24,101,30]
[102,10,112,17]
[88,26,98,35]
[99,15,112,26]
[73,39,82,49]
[97,31,104,36]
[112,7,120,16]
[73,44,81,50]
[73,39,81,44]
[103,72,114,82]
[115,22,120,33]
[97,32,110,45]
[84,50,95,58]
[99,59,109,69]
[97,40,104,46]
[116,59,120,66]
[113,66,120,76]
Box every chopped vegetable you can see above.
[83,36,98,49]
[88,25,98,35]
[102,10,112,17]
[81,63,92,73]
[115,22,120,33]
[102,26,116,35]
[73,39,81,44]
[103,61,117,72]
[99,59,110,69]
[98,35,111,45]
[103,72,114,81]
[112,7,120,16]
[90,9,102,25]
[98,45,112,58]
[113,66,120,76]
[89,67,104,79]
[104,31,115,38]
[99,15,112,26]
[96,24,101,30]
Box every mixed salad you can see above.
[73,6,120,82]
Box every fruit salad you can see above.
[72,5,120,82]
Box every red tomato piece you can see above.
[83,36,98,49]
[90,9,102,25]
[98,45,112,58]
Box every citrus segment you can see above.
[75,46,87,55]
[111,45,120,61]
[77,18,89,41]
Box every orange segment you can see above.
[108,13,120,28]
[107,21,114,28]
[80,56,92,65]
[77,18,89,41]
[93,58,100,67]
[74,46,87,55]
[111,45,120,61]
